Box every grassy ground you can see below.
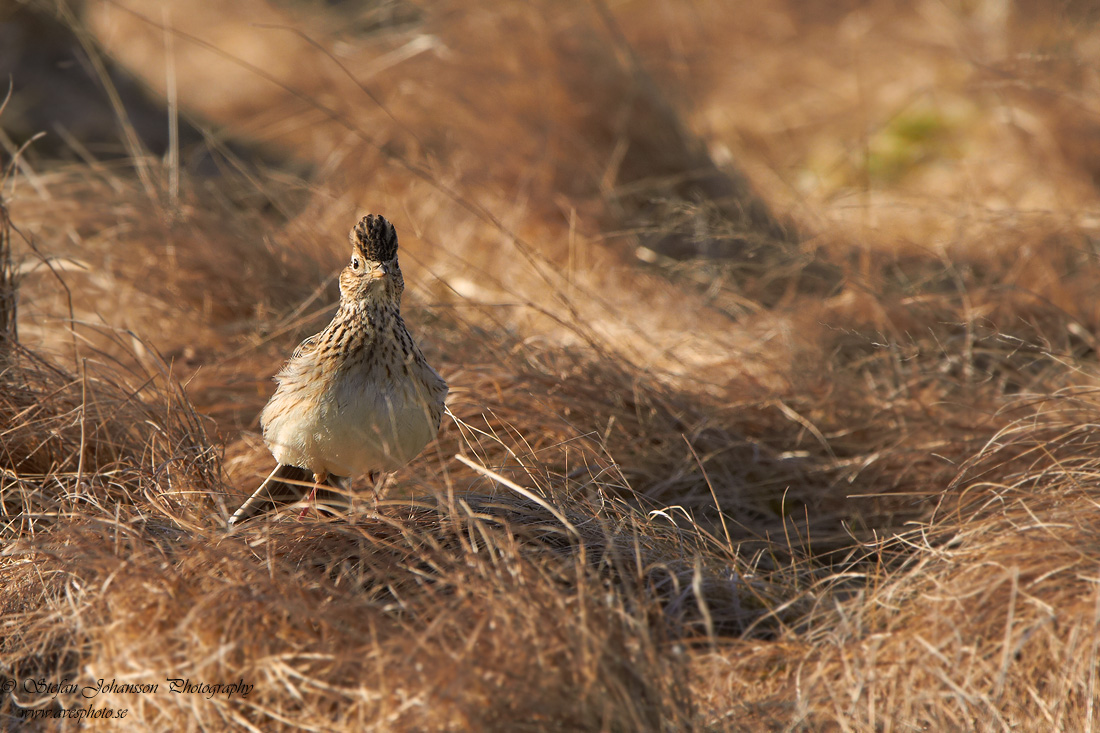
[3,0,1100,729]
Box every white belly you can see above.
[261,365,443,478]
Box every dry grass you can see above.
[3,0,1100,729]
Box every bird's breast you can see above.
[260,313,446,479]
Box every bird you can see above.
[229,214,448,526]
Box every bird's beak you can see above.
[370,264,388,280]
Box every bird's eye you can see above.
[351,256,361,270]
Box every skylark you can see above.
[229,214,448,525]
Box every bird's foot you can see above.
[297,472,327,520]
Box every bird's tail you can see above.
[228,464,339,527]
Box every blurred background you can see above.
[4,0,1100,728]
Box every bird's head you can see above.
[340,214,405,305]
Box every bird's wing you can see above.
[291,332,322,359]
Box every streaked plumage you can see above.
[230,214,447,525]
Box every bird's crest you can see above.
[351,214,399,262]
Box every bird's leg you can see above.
[369,471,379,506]
[298,470,328,519]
